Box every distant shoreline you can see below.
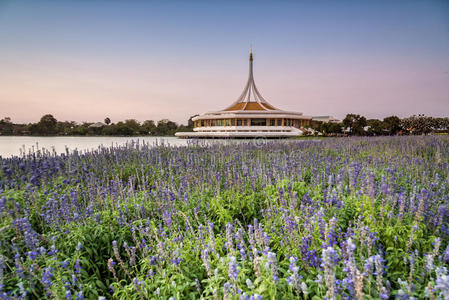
[0,134,177,138]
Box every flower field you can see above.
[1,136,449,299]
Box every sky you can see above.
[0,0,448,125]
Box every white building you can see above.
[176,50,334,138]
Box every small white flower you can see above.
[301,282,309,294]
[246,278,255,289]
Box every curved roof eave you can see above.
[202,109,303,115]
[192,112,311,121]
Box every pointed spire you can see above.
[249,45,253,61]
[222,49,279,111]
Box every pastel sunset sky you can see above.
[0,0,448,124]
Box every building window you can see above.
[250,118,267,126]
[277,119,282,126]
[201,120,204,127]
[269,119,275,126]
[237,119,242,126]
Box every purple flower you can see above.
[74,258,81,274]
[321,247,338,299]
[228,256,239,281]
[76,291,83,300]
[435,267,449,298]
[42,267,53,288]
[265,252,278,282]
[61,260,69,268]
[443,245,449,262]
[48,245,58,256]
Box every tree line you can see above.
[0,115,195,136]
[0,114,448,136]
[316,114,449,136]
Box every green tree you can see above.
[383,116,401,135]
[56,121,76,135]
[155,119,178,136]
[140,120,156,135]
[319,122,342,135]
[102,124,117,135]
[36,114,58,135]
[0,117,13,135]
[124,119,140,135]
[114,121,133,135]
[343,114,367,135]
[434,117,449,132]
[401,115,434,135]
[104,117,111,125]
[366,119,384,136]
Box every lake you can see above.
[0,136,312,158]
[0,136,192,158]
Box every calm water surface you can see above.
[0,136,192,158]
[0,136,312,158]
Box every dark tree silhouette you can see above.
[0,117,13,135]
[140,120,156,135]
[37,114,58,135]
[367,119,384,136]
[383,116,401,135]
[343,114,367,135]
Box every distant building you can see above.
[88,122,106,128]
[312,116,340,123]
[176,50,335,138]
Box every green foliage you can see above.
[343,113,368,135]
[1,115,191,136]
